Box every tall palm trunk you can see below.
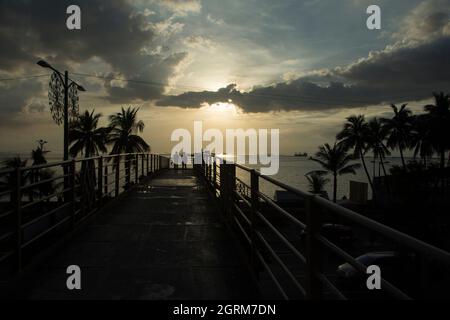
[359,147,374,197]
[380,157,388,177]
[333,172,337,203]
[379,155,392,202]
[372,153,377,178]
[399,147,407,170]
[125,154,132,184]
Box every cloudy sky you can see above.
[0,0,449,155]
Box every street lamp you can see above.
[37,60,86,161]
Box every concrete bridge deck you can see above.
[7,169,260,299]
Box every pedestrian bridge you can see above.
[1,153,450,299]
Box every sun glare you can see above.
[204,102,239,116]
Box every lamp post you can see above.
[37,60,86,161]
[38,60,86,203]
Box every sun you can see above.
[203,101,239,116]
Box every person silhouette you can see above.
[173,152,180,170]
[180,151,188,170]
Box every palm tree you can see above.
[69,110,109,158]
[424,92,450,169]
[336,115,374,194]
[366,118,391,177]
[411,114,434,167]
[69,110,109,199]
[30,140,50,201]
[31,140,49,165]
[310,143,360,203]
[108,107,150,183]
[381,104,413,170]
[305,171,330,197]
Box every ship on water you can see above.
[294,152,308,157]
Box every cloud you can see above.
[156,0,450,113]
[0,78,44,122]
[392,0,450,42]
[183,35,217,50]
[207,14,225,26]
[156,0,202,14]
[157,35,450,112]
[0,0,189,115]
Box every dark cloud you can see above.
[157,35,450,112]
[0,0,188,114]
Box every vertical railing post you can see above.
[141,154,145,177]
[220,160,227,210]
[250,169,259,276]
[213,157,217,190]
[104,163,109,196]
[150,154,153,173]
[14,167,22,271]
[305,195,322,299]
[228,163,236,198]
[69,160,76,229]
[146,154,149,175]
[135,154,139,183]
[115,156,120,198]
[209,157,213,185]
[201,150,205,177]
[97,156,103,206]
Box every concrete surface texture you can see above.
[8,169,260,300]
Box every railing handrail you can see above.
[211,155,450,264]
[0,152,158,173]
[200,153,450,300]
[0,152,167,273]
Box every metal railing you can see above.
[197,154,450,300]
[0,153,167,272]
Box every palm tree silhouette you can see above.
[108,107,150,183]
[310,143,360,203]
[31,140,49,165]
[69,110,109,203]
[305,171,330,198]
[366,118,391,177]
[424,92,450,169]
[411,114,434,167]
[381,104,412,170]
[336,115,374,195]
[30,140,50,201]
[69,110,109,158]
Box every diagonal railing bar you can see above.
[196,152,450,300]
